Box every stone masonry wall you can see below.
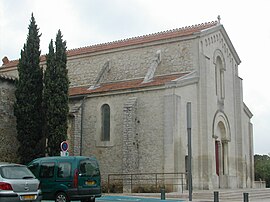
[78,90,165,187]
[67,40,194,87]
[122,97,138,192]
[68,100,84,156]
[122,97,138,173]
[0,79,19,162]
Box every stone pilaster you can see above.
[122,97,138,172]
[122,97,138,192]
[69,103,83,156]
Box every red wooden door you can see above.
[215,141,219,176]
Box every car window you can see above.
[57,162,71,178]
[79,159,100,177]
[0,165,35,179]
[40,162,55,178]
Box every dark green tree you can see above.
[14,14,44,164]
[254,154,270,187]
[44,30,69,156]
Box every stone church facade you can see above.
[0,20,254,190]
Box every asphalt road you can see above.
[42,195,183,202]
[98,195,183,201]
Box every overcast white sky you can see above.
[1,0,270,154]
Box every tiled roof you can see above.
[1,21,218,69]
[67,21,218,57]
[69,72,189,97]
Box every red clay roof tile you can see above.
[67,21,217,57]
[69,72,189,97]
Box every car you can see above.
[0,162,42,201]
[28,156,101,202]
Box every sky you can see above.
[1,0,270,154]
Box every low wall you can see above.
[254,180,266,188]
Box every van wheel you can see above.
[55,192,70,202]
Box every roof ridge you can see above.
[67,21,218,55]
[1,20,218,68]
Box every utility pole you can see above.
[187,102,192,201]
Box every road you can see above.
[97,195,183,201]
[42,195,183,202]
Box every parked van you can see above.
[28,156,101,202]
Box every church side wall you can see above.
[76,90,166,187]
[242,105,254,188]
[67,39,196,87]
[0,38,196,85]
[172,84,199,170]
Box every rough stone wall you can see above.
[67,40,194,87]
[122,97,139,173]
[0,79,19,162]
[68,100,84,156]
[122,97,138,192]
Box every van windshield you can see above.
[79,159,100,177]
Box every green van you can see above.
[28,156,101,202]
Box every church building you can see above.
[0,20,254,190]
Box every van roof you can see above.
[29,156,97,163]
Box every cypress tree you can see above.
[44,30,69,156]
[14,14,44,164]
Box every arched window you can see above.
[215,56,225,100]
[101,104,110,141]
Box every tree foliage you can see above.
[44,30,69,156]
[254,154,270,187]
[14,14,44,164]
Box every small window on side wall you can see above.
[101,104,110,141]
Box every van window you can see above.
[79,159,100,177]
[28,163,39,176]
[40,162,55,178]
[57,162,71,178]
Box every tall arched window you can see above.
[215,56,225,100]
[101,104,110,141]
